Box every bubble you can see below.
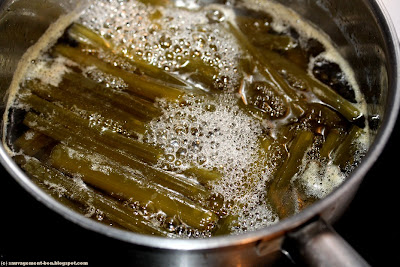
[173,44,183,53]
[156,213,166,223]
[190,49,202,58]
[164,217,180,232]
[206,9,226,23]
[140,202,155,215]
[193,33,207,48]
[299,160,345,199]
[165,51,174,60]
[148,23,161,34]
[176,147,187,158]
[159,34,172,49]
[179,39,191,49]
[204,104,216,112]
[208,193,224,213]
[197,156,206,165]
[170,138,179,147]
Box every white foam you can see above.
[43,180,68,198]
[24,131,35,141]
[298,160,345,199]
[79,0,242,90]
[26,56,72,87]
[147,93,281,232]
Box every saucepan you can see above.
[0,0,398,266]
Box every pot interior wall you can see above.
[0,0,79,115]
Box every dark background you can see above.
[0,118,399,266]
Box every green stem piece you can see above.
[49,144,218,230]
[67,23,188,87]
[26,79,147,136]
[22,112,211,203]
[267,131,314,219]
[320,129,343,160]
[14,129,54,156]
[62,71,162,122]
[20,157,170,236]
[53,44,185,102]
[20,94,162,164]
[333,126,363,169]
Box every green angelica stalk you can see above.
[244,80,289,119]
[53,44,185,102]
[21,157,170,236]
[213,215,239,236]
[320,129,343,160]
[23,82,223,196]
[49,144,218,230]
[183,167,222,185]
[177,56,220,91]
[20,94,162,164]
[22,112,212,204]
[61,71,162,122]
[267,131,315,219]
[333,126,363,169]
[26,79,147,136]
[227,20,300,101]
[14,130,54,157]
[251,33,294,51]
[67,23,188,87]
[256,48,363,123]
[228,19,363,124]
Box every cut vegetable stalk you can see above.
[178,56,219,91]
[21,157,170,236]
[267,131,314,218]
[243,80,289,119]
[14,129,55,157]
[67,23,189,87]
[228,19,363,124]
[61,71,162,122]
[227,20,300,101]
[257,48,363,123]
[20,94,162,164]
[49,144,218,229]
[54,44,185,102]
[320,129,343,160]
[183,167,222,185]
[26,79,147,136]
[333,126,363,169]
[22,112,212,203]
[251,33,295,51]
[213,215,239,236]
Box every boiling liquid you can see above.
[3,0,369,237]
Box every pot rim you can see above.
[0,0,399,251]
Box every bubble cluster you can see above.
[84,67,129,90]
[147,93,280,233]
[80,0,241,91]
[296,160,345,199]
[26,56,72,87]
[150,95,259,167]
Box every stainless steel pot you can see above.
[0,0,399,266]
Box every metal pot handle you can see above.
[283,219,370,267]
